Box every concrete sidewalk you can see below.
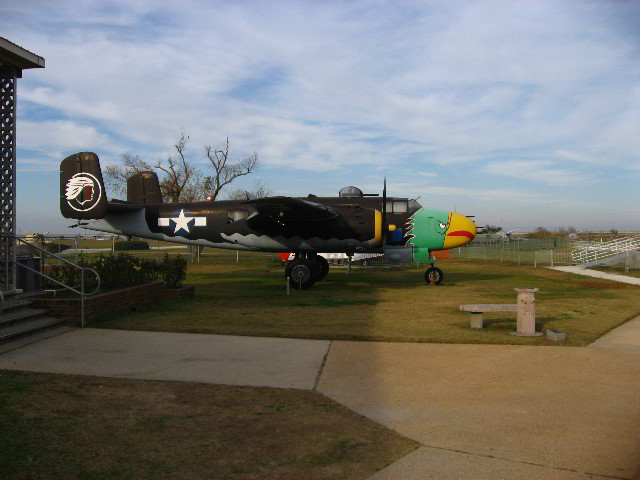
[549,266,640,286]
[318,342,640,480]
[589,315,640,353]
[0,329,330,389]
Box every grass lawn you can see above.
[94,252,640,346]
[0,370,417,480]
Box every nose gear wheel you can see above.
[424,266,444,285]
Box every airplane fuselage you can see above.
[83,196,415,254]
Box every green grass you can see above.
[0,370,417,480]
[93,252,640,346]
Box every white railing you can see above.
[571,237,640,265]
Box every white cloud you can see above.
[483,160,591,187]
[20,120,117,156]
[3,0,640,230]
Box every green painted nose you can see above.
[405,208,476,262]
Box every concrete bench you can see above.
[459,304,517,329]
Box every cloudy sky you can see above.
[2,0,639,233]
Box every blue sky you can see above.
[2,0,639,233]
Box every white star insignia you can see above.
[172,209,194,233]
[158,210,207,233]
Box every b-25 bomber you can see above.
[61,152,476,289]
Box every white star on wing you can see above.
[172,209,195,233]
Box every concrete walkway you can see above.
[549,266,640,286]
[318,342,640,480]
[589,315,640,353]
[0,329,330,389]
[1,327,639,479]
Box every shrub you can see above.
[44,252,188,291]
[114,240,150,251]
[160,253,188,288]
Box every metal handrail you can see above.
[571,237,640,264]
[1,234,101,327]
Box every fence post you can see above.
[550,249,554,267]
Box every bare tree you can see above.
[106,133,259,203]
[104,153,152,199]
[226,180,273,201]
[204,136,258,201]
[155,132,201,202]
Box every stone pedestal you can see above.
[512,288,543,337]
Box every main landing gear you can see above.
[284,253,329,290]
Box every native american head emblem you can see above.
[65,173,102,211]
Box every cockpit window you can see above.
[393,201,408,213]
[385,200,412,213]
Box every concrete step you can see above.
[0,325,72,355]
[1,298,34,312]
[0,307,50,327]
[0,316,65,343]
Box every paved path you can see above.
[318,342,640,480]
[549,266,640,286]
[0,329,329,389]
[589,315,640,353]
[1,326,639,479]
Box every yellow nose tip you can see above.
[443,213,476,249]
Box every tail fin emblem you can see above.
[65,173,102,212]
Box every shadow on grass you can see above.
[93,256,640,348]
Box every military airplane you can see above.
[60,152,476,289]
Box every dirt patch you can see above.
[0,370,418,480]
[576,280,630,289]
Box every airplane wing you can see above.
[246,197,340,223]
[107,199,145,212]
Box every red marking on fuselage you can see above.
[447,230,474,239]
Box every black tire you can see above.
[312,255,330,281]
[424,267,444,285]
[360,259,368,266]
[285,258,317,290]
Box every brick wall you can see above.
[32,281,194,326]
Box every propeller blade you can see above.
[382,177,387,246]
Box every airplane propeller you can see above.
[382,177,387,247]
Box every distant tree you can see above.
[106,133,259,203]
[105,153,152,199]
[204,136,258,201]
[482,225,502,234]
[610,228,619,235]
[154,132,202,202]
[567,226,577,234]
[225,180,273,201]
[535,226,549,233]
